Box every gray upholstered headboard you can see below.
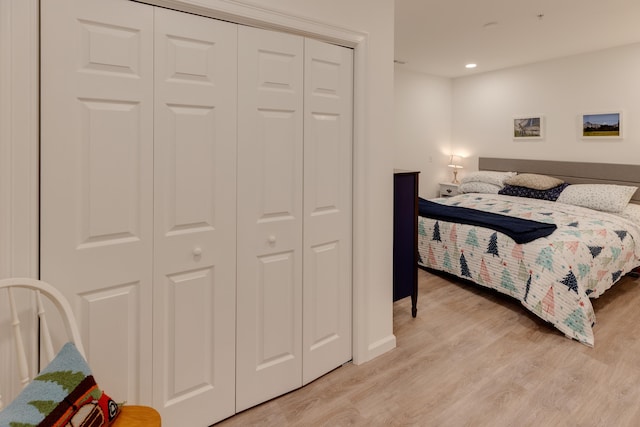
[479,157,640,204]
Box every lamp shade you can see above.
[447,154,463,184]
[447,155,463,169]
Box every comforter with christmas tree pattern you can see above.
[418,193,640,346]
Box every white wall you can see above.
[452,43,640,170]
[394,67,452,198]
[395,42,640,186]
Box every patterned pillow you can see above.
[499,183,569,201]
[460,171,516,187]
[0,342,120,427]
[504,173,564,190]
[458,182,502,194]
[556,184,638,213]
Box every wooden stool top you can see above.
[113,405,161,427]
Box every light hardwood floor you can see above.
[216,268,640,426]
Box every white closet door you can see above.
[153,8,237,426]
[236,26,304,412]
[302,39,353,384]
[40,0,154,404]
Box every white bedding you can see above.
[418,193,640,346]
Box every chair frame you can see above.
[0,278,161,425]
[0,277,85,410]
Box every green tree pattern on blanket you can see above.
[536,247,554,271]
[564,309,586,336]
[500,267,517,294]
[465,229,479,247]
[418,219,426,237]
[443,251,452,271]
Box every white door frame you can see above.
[0,0,40,401]
[0,0,39,279]
[0,0,393,367]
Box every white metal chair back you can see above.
[0,277,85,410]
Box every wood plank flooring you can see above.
[215,268,640,426]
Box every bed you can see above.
[417,158,640,346]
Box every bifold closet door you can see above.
[153,9,237,426]
[236,26,304,412]
[302,38,353,385]
[42,2,353,422]
[41,0,154,404]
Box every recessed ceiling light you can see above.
[465,63,477,69]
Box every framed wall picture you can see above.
[513,115,544,140]
[581,111,622,139]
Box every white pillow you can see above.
[616,203,640,225]
[460,171,516,187]
[459,182,502,194]
[556,184,638,213]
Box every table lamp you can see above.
[448,155,463,184]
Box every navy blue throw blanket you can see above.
[418,198,557,244]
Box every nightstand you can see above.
[439,182,459,198]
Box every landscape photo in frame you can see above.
[582,112,621,138]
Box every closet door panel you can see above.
[303,39,354,384]
[40,0,154,403]
[153,8,237,426]
[236,26,304,412]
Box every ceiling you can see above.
[394,0,640,78]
